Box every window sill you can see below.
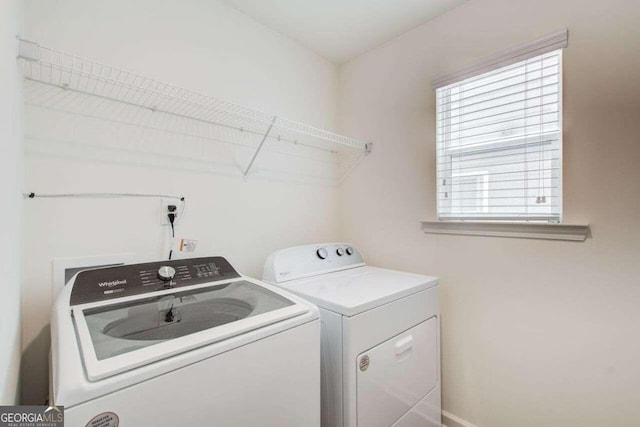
[421,220,590,241]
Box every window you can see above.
[436,49,563,222]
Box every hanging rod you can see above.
[24,192,184,200]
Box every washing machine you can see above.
[51,256,320,427]
[264,243,441,427]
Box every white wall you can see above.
[338,0,640,426]
[22,0,340,404]
[0,0,23,405]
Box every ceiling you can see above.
[220,0,468,64]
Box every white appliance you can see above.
[51,256,320,427]
[264,243,441,427]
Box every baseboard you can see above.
[442,410,478,427]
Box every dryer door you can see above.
[356,317,438,427]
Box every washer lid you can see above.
[275,266,438,317]
[73,279,308,381]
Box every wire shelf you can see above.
[17,38,372,180]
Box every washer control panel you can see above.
[69,257,240,305]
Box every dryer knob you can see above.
[336,248,345,256]
[158,266,176,281]
[316,248,328,260]
[346,247,354,255]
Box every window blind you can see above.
[436,49,563,222]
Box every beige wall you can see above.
[0,0,23,405]
[338,0,640,426]
[22,0,340,404]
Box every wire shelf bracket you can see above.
[17,38,372,181]
[243,116,277,180]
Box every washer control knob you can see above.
[346,247,354,256]
[157,266,176,282]
[316,248,328,260]
[336,248,345,256]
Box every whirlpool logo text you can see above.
[98,279,126,288]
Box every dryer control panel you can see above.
[263,243,365,283]
[69,257,240,305]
